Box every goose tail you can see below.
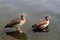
[4,23,13,28]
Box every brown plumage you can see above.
[32,15,51,29]
[5,13,27,33]
[4,13,27,28]
[35,19,47,28]
[5,18,21,28]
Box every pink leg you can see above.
[16,27,23,33]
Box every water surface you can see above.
[0,0,60,40]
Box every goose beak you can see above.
[46,15,51,18]
[49,16,51,18]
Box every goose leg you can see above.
[16,26,23,33]
[43,29,47,32]
[43,26,49,32]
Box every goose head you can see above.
[21,13,27,20]
[45,15,51,21]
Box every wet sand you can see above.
[0,0,60,40]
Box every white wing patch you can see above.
[16,20,26,27]
[40,20,49,29]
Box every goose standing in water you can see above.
[32,15,51,32]
[5,13,27,33]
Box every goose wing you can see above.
[11,18,21,25]
[36,19,47,26]
[5,18,21,28]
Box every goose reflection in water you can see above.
[6,31,27,40]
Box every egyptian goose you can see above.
[5,13,27,33]
[32,15,51,32]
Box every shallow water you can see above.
[0,0,60,40]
